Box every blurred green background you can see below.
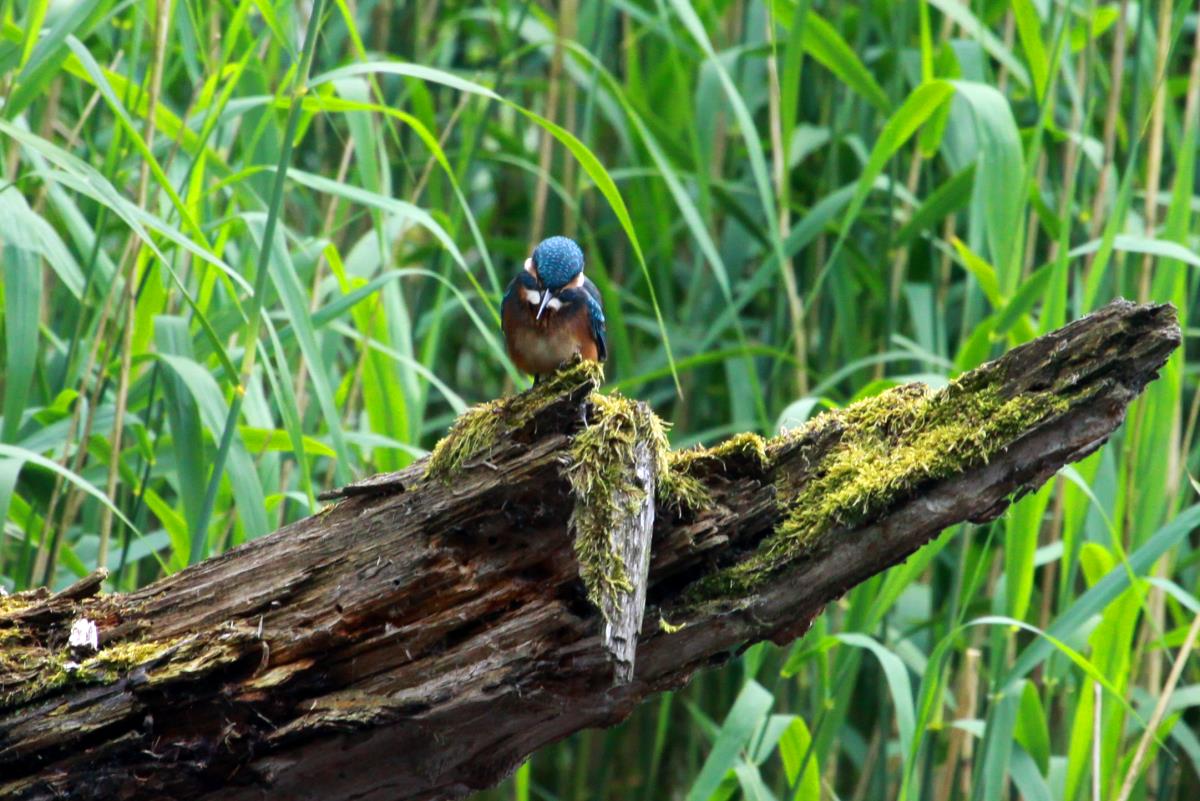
[1,0,1198,799]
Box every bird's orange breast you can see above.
[503,301,599,375]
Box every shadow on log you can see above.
[0,300,1181,801]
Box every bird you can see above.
[501,235,607,382]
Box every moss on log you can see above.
[0,300,1180,801]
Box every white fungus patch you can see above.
[68,617,99,652]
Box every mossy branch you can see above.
[0,301,1179,801]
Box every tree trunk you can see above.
[0,300,1179,801]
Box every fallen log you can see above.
[0,299,1180,801]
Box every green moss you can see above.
[424,360,674,623]
[422,354,1066,616]
[690,374,1068,600]
[0,644,38,677]
[564,397,776,619]
[657,432,771,513]
[88,639,175,671]
[657,462,711,512]
[425,360,605,481]
[0,635,182,710]
[0,626,25,645]
[565,392,665,619]
[424,396,507,480]
[675,432,770,472]
[0,593,38,617]
[2,650,91,708]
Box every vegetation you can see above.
[690,374,1070,602]
[0,1,1197,800]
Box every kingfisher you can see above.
[501,236,607,382]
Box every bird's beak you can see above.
[536,290,554,320]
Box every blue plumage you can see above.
[579,280,607,362]
[532,236,584,289]
[501,236,607,377]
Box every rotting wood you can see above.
[0,299,1180,801]
[599,439,655,684]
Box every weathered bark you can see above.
[0,300,1179,801]
[598,439,655,684]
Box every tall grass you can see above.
[1,1,1198,799]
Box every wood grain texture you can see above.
[0,300,1179,801]
[601,439,655,685]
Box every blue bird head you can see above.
[530,236,584,290]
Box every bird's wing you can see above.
[581,277,607,362]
